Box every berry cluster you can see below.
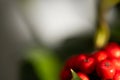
[60,42,120,80]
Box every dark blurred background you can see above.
[0,0,120,80]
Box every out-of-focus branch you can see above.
[94,0,120,49]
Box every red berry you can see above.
[111,58,120,71]
[64,55,80,71]
[78,54,96,74]
[96,60,116,79]
[105,42,120,58]
[77,54,86,61]
[77,72,89,80]
[60,55,80,80]
[113,71,120,80]
[60,69,72,80]
[93,50,107,62]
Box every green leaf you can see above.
[71,69,82,80]
[94,21,110,49]
[25,47,61,80]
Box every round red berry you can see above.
[110,58,120,71]
[105,42,120,58]
[60,69,72,80]
[64,55,80,71]
[113,71,120,80]
[78,54,96,74]
[96,60,116,79]
[93,50,107,63]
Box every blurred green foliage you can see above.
[20,2,120,80]
[21,47,62,80]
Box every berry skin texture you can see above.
[64,55,80,71]
[60,69,72,80]
[111,58,120,71]
[77,72,89,80]
[113,71,120,80]
[96,60,116,79]
[93,50,107,63]
[77,54,87,61]
[60,55,78,80]
[105,42,120,58]
[78,54,96,74]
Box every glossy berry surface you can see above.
[111,58,120,71]
[105,42,120,58]
[60,42,120,80]
[77,72,89,80]
[113,71,120,80]
[78,54,96,74]
[93,50,107,63]
[96,60,116,79]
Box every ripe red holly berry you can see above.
[63,55,80,71]
[77,54,87,61]
[60,69,72,80]
[93,50,107,63]
[78,54,96,74]
[105,42,120,58]
[77,72,89,80]
[96,60,116,79]
[113,71,120,80]
[60,55,80,80]
[110,58,120,71]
